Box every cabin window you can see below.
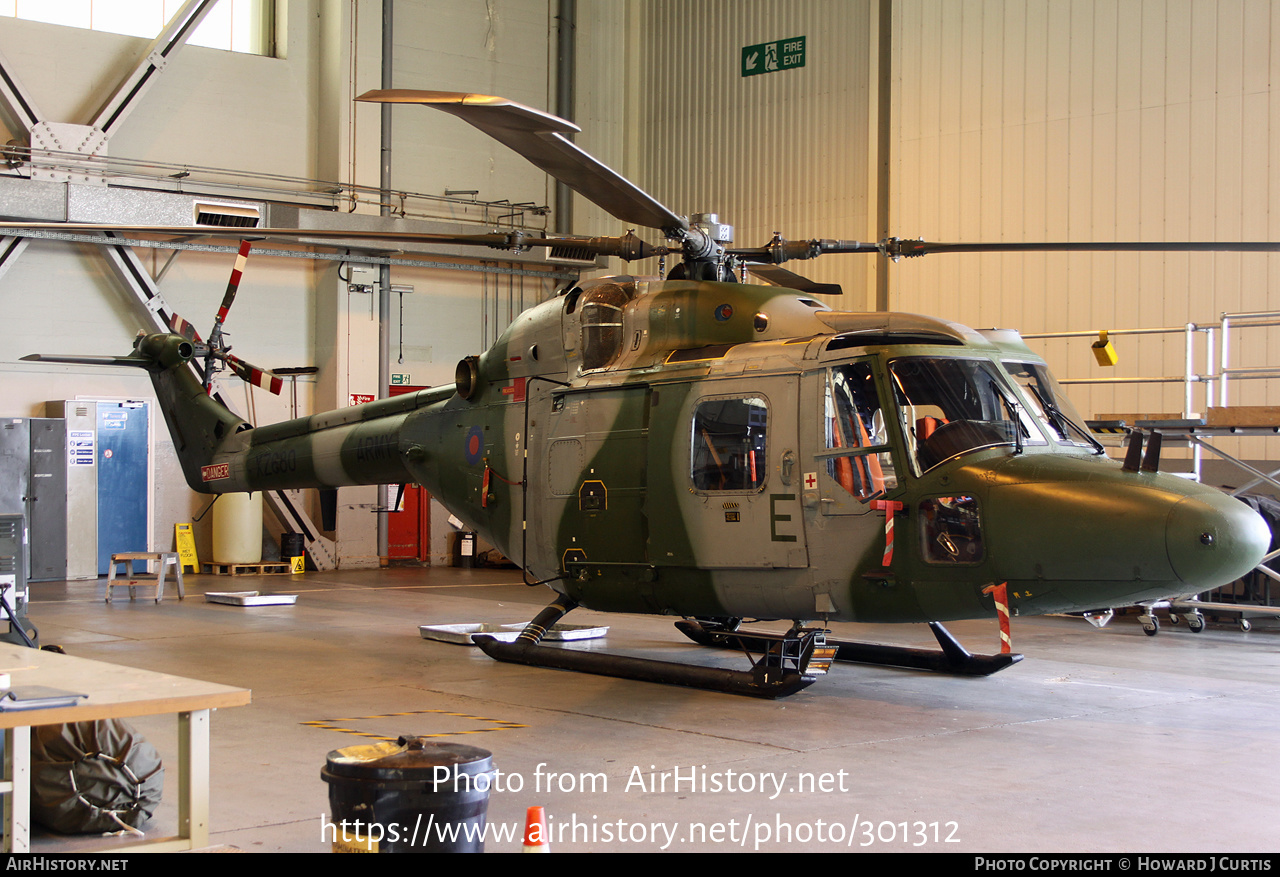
[823,362,898,498]
[920,496,984,564]
[889,357,1034,473]
[690,397,768,492]
[579,282,634,371]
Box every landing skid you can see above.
[675,619,1023,677]
[472,597,835,699]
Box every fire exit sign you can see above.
[741,36,806,77]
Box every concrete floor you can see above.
[20,565,1280,853]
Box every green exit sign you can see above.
[390,373,412,385]
[742,36,806,77]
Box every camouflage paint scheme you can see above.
[137,275,1269,627]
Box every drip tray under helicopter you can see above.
[419,622,609,645]
[205,591,298,607]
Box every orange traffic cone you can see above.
[523,805,550,852]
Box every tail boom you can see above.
[138,333,443,494]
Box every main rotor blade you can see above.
[749,264,843,296]
[887,239,1280,258]
[729,239,881,263]
[356,90,690,238]
[0,222,538,248]
[733,237,1280,262]
[20,353,150,368]
[0,222,663,260]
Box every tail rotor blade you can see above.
[224,353,283,395]
[209,239,252,344]
[168,312,203,343]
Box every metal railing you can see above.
[1218,311,1280,406]
[1023,310,1280,420]
[1024,312,1280,486]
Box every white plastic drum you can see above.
[212,491,263,564]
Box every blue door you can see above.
[97,402,148,575]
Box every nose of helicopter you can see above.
[1165,490,1271,587]
[984,463,1270,610]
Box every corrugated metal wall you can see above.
[890,0,1280,428]
[575,1,636,240]
[617,0,1280,445]
[627,0,878,306]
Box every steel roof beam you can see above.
[91,0,220,137]
[0,46,43,133]
[0,235,29,283]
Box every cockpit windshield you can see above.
[1003,361,1102,451]
[889,357,1033,473]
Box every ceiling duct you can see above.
[193,201,261,228]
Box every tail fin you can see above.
[30,332,430,496]
[25,333,248,492]
[134,334,251,492]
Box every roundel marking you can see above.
[465,426,484,465]
[714,303,734,321]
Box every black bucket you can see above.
[280,532,305,560]
[322,737,495,853]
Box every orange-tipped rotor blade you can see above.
[168,312,203,343]
[224,354,283,395]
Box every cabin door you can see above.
[537,384,650,572]
[678,377,808,569]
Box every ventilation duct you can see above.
[193,201,261,228]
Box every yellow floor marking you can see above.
[302,708,526,741]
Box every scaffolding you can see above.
[1026,312,1280,629]
[1024,310,1280,487]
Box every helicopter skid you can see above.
[472,635,819,698]
[674,620,1022,677]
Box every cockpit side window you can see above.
[690,396,768,492]
[824,362,898,497]
[889,357,1033,473]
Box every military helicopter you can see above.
[18,90,1276,698]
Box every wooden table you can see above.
[0,646,250,852]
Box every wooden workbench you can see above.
[0,645,250,853]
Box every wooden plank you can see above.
[1207,406,1280,427]
[1095,413,1183,424]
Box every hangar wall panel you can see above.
[628,0,878,307]
[890,0,1280,450]
[385,0,559,220]
[574,2,635,239]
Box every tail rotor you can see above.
[167,240,282,396]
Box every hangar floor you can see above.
[21,566,1280,853]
